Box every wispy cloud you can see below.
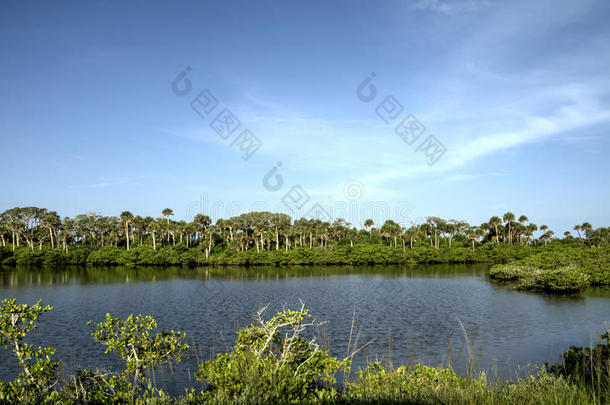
[71,175,157,189]
[409,0,492,14]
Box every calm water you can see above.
[1,264,609,394]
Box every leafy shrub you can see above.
[196,303,349,402]
[86,246,122,265]
[530,265,590,292]
[90,313,189,399]
[13,248,44,266]
[0,299,59,402]
[490,263,536,281]
[0,246,13,262]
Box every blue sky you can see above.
[1,0,609,235]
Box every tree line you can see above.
[0,206,608,256]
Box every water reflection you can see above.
[0,264,493,287]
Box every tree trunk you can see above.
[125,222,130,250]
[49,227,54,248]
[152,232,156,250]
[275,228,279,250]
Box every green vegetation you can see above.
[1,207,608,269]
[490,246,610,293]
[0,299,59,402]
[1,300,608,404]
[3,206,608,294]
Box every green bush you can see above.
[196,304,348,403]
[86,246,122,265]
[489,246,609,293]
[530,265,590,292]
[0,246,13,262]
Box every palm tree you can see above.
[193,214,211,241]
[573,224,582,240]
[467,227,478,251]
[364,219,374,236]
[445,220,457,248]
[43,211,61,249]
[404,225,418,249]
[120,211,134,250]
[488,216,502,244]
[581,222,593,239]
[527,223,538,245]
[131,215,146,246]
[148,219,160,250]
[161,208,174,244]
[204,226,215,259]
[0,223,6,248]
[539,225,549,245]
[541,229,554,245]
[503,212,515,244]
[517,215,528,244]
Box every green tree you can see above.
[161,208,174,245]
[573,224,582,240]
[0,299,58,394]
[120,211,134,251]
[91,313,188,396]
[489,216,502,244]
[503,212,516,244]
[364,218,374,236]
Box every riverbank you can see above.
[0,242,599,267]
[2,244,608,294]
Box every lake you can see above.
[1,264,608,394]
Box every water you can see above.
[1,264,609,394]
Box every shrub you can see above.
[86,246,122,265]
[90,313,189,398]
[0,299,58,401]
[196,303,349,402]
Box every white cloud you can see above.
[409,0,491,14]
